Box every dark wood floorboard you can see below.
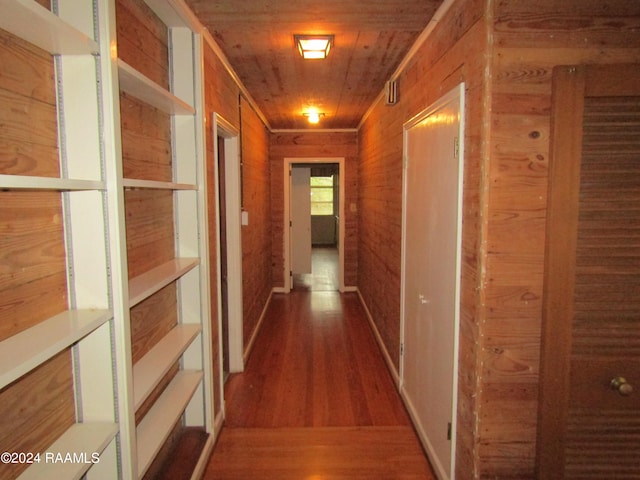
[152,427,208,480]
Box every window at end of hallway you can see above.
[310,175,334,215]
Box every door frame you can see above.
[212,113,244,373]
[282,157,345,292]
[399,83,465,480]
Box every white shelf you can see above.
[0,174,105,191]
[0,0,98,55]
[117,59,195,115]
[2,0,210,478]
[0,309,112,389]
[17,422,118,480]
[128,258,199,307]
[144,0,202,30]
[133,324,201,410]
[123,178,197,190]
[136,370,203,478]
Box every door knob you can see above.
[610,376,633,396]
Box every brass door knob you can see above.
[610,376,633,396]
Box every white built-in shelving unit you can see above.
[0,0,214,478]
[115,0,213,476]
[0,1,119,478]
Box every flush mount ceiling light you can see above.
[303,111,325,124]
[295,34,334,59]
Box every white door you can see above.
[401,84,464,480]
[290,167,312,274]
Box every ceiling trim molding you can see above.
[357,0,456,130]
[201,29,273,131]
[270,128,359,134]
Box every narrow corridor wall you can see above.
[358,0,640,477]
[240,97,272,347]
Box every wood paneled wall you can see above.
[203,40,240,127]
[0,351,75,479]
[116,0,169,89]
[201,35,275,382]
[0,30,57,177]
[240,97,272,346]
[0,17,76,478]
[203,38,242,417]
[484,1,640,477]
[269,131,359,288]
[359,0,640,477]
[359,0,487,476]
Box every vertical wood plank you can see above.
[537,65,585,478]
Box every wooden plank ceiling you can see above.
[186,0,444,130]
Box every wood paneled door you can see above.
[538,64,640,478]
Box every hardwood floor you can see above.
[223,292,410,428]
[206,427,434,479]
[293,247,340,292]
[152,427,208,480]
[203,285,436,478]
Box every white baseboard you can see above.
[191,409,226,479]
[190,432,215,480]
[355,288,400,387]
[243,289,274,364]
[213,409,225,438]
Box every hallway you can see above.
[203,260,436,477]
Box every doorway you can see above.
[537,64,640,478]
[216,135,230,378]
[212,113,243,374]
[400,84,464,480]
[283,158,345,293]
[290,163,340,291]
